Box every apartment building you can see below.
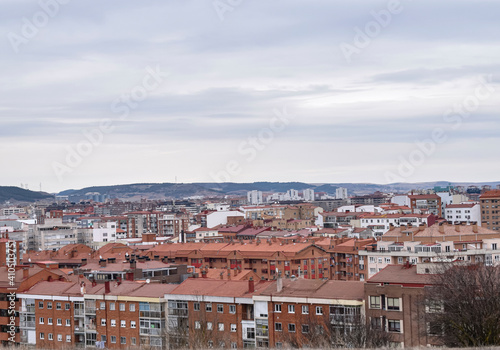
[480,190,500,231]
[34,218,79,251]
[360,214,436,236]
[444,203,481,225]
[360,222,500,278]
[365,264,441,347]
[145,240,331,280]
[259,278,365,349]
[316,211,364,228]
[409,194,442,217]
[18,279,176,349]
[166,278,273,349]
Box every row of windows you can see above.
[38,302,70,310]
[100,319,136,328]
[275,323,310,333]
[194,321,237,332]
[39,301,136,312]
[369,296,401,311]
[39,333,71,342]
[193,303,236,314]
[100,335,135,345]
[39,318,70,326]
[274,304,322,315]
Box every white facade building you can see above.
[444,203,481,226]
[336,187,348,199]
[247,190,263,205]
[92,221,118,244]
[206,210,245,228]
[303,189,315,202]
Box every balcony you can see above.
[20,321,35,328]
[85,324,96,332]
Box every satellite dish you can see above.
[146,279,150,284]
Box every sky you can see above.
[1,0,499,193]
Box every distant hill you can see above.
[58,180,500,201]
[0,186,53,203]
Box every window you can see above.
[47,302,52,309]
[274,304,282,313]
[218,323,224,331]
[131,337,136,346]
[206,303,212,312]
[131,321,136,328]
[302,305,309,314]
[111,319,116,327]
[66,319,71,326]
[195,321,201,329]
[100,302,105,310]
[229,304,236,314]
[101,319,106,326]
[65,303,70,310]
[101,335,107,342]
[121,320,126,328]
[427,322,443,336]
[231,342,237,348]
[207,322,213,330]
[48,333,53,341]
[57,318,62,326]
[110,302,115,311]
[39,317,44,324]
[120,303,125,311]
[388,319,401,333]
[38,301,43,309]
[230,324,237,332]
[288,304,295,313]
[194,302,200,311]
[217,304,224,313]
[208,341,214,348]
[288,323,296,332]
[369,257,375,263]
[316,306,323,315]
[57,334,62,342]
[387,297,400,311]
[276,342,283,349]
[493,243,498,250]
[56,302,62,310]
[111,336,117,344]
[66,335,71,343]
[370,296,381,309]
[129,303,135,312]
[48,318,53,325]
[302,324,309,333]
[385,257,391,264]
[426,300,443,313]
[371,317,382,329]
[275,322,282,331]
[121,337,126,344]
[40,332,45,339]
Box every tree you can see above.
[425,262,500,347]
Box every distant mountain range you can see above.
[2,180,498,204]
[56,181,500,202]
[0,186,53,203]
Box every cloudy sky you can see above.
[1,0,499,193]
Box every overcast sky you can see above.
[1,0,499,193]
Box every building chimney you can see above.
[234,268,237,277]
[126,272,134,281]
[81,258,87,266]
[99,259,107,268]
[220,272,224,280]
[438,224,445,234]
[248,277,255,293]
[154,255,160,261]
[472,223,478,233]
[227,271,231,280]
[455,223,460,232]
[104,281,111,294]
[23,267,29,279]
[130,260,136,269]
[201,270,207,278]
[277,271,283,293]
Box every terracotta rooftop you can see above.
[259,279,364,300]
[170,278,273,298]
[480,190,500,199]
[367,265,435,286]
